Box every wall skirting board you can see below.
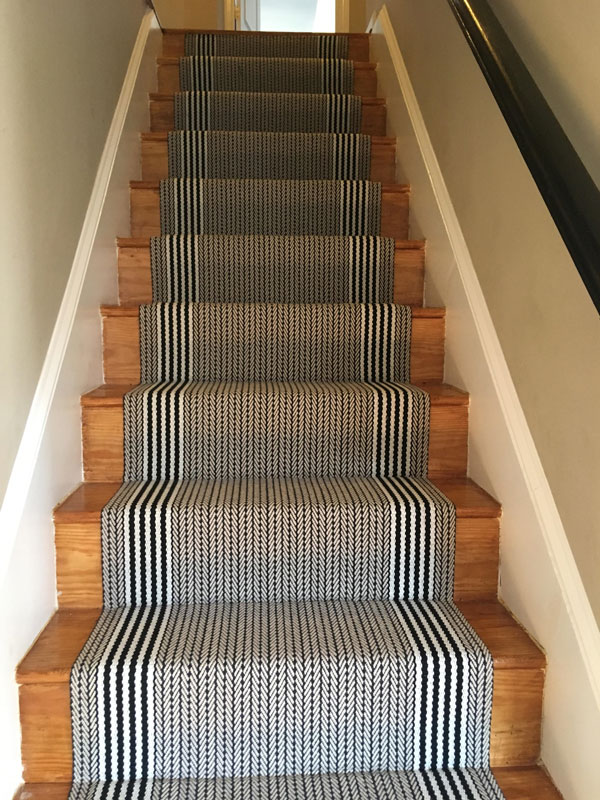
[0,10,161,795]
[368,4,600,798]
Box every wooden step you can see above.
[53,478,499,610]
[141,131,397,183]
[81,382,468,483]
[129,181,410,239]
[100,304,444,385]
[10,766,564,800]
[16,599,545,782]
[116,237,424,306]
[149,93,388,136]
[157,57,378,98]
[161,30,372,61]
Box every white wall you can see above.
[367,3,600,798]
[0,0,146,507]
[0,8,161,795]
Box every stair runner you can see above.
[69,33,505,800]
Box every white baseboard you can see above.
[0,10,161,795]
[369,4,600,797]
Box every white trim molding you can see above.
[369,4,600,796]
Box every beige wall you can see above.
[364,1,600,623]
[488,0,600,192]
[349,0,366,32]
[0,0,146,506]
[153,0,223,29]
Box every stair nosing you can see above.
[116,236,425,250]
[157,57,377,69]
[149,93,387,105]
[16,598,545,685]
[53,477,501,522]
[80,382,469,407]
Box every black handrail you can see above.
[445,0,600,314]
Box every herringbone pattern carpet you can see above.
[69,31,505,800]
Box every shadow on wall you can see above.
[152,0,224,29]
[150,0,337,32]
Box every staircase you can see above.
[15,30,561,800]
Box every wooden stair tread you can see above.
[492,767,563,799]
[100,303,445,319]
[148,92,387,105]
[54,477,500,523]
[11,766,563,799]
[80,382,469,407]
[17,599,542,685]
[129,180,410,192]
[11,767,563,800]
[162,29,370,38]
[140,131,396,145]
[157,57,377,69]
[17,609,101,684]
[457,601,544,669]
[116,236,425,251]
[432,477,500,517]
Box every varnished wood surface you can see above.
[157,58,377,97]
[11,766,564,799]
[80,383,469,483]
[53,476,499,609]
[493,767,563,799]
[100,304,444,385]
[141,132,397,183]
[149,93,388,136]
[117,237,424,307]
[161,30,371,61]
[128,182,410,239]
[54,477,500,522]
[17,600,545,780]
[13,784,71,800]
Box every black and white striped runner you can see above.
[184,32,350,59]
[123,380,430,481]
[69,770,504,800]
[101,476,455,607]
[71,600,493,782]
[69,25,504,800]
[173,91,363,133]
[139,303,411,383]
[149,235,395,303]
[167,131,371,180]
[159,179,381,235]
[179,56,354,95]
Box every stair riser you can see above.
[129,185,410,239]
[161,33,371,61]
[81,399,468,483]
[55,516,498,609]
[157,61,377,98]
[150,96,387,136]
[141,136,396,183]
[117,242,424,306]
[18,665,542,783]
[101,310,444,385]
